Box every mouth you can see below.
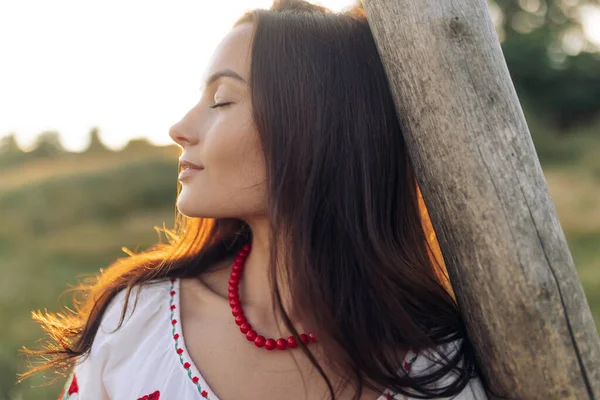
[179,160,204,171]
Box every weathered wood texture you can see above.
[363,0,600,398]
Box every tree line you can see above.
[0,128,161,167]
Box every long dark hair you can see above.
[21,1,492,398]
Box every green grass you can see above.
[0,148,179,400]
[1,137,599,399]
[565,230,600,326]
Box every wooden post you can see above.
[362,1,600,398]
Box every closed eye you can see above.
[209,102,233,109]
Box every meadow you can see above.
[1,126,599,399]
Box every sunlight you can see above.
[0,0,598,152]
[581,5,600,47]
[0,0,358,152]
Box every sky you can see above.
[1,0,599,152]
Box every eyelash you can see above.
[209,102,233,109]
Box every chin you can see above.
[177,201,207,218]
[176,191,206,218]
[176,195,226,219]
[176,206,201,218]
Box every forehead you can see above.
[201,23,254,88]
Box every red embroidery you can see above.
[137,390,160,400]
[68,374,79,394]
[170,278,212,399]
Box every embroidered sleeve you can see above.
[56,350,110,400]
[58,371,79,400]
[56,290,128,399]
[384,340,489,400]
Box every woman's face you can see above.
[169,23,266,219]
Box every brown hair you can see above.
[21,1,492,398]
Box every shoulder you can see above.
[91,278,174,350]
[386,339,488,400]
[66,279,175,398]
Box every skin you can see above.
[168,22,386,400]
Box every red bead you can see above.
[173,333,179,340]
[276,338,287,350]
[201,390,208,397]
[171,319,177,325]
[240,322,251,334]
[227,243,316,352]
[265,338,276,350]
[192,376,199,384]
[287,336,298,348]
[254,335,266,347]
[177,348,183,355]
[231,306,243,317]
[246,330,257,341]
[170,304,176,310]
[170,291,176,296]
[184,362,191,369]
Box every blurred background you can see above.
[1,0,599,398]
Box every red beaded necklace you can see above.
[228,242,317,350]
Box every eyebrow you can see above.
[200,69,247,92]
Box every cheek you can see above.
[177,127,266,218]
[203,123,265,188]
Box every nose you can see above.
[169,122,193,148]
[169,110,200,148]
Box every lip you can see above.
[178,168,202,181]
[178,159,204,181]
[179,159,204,170]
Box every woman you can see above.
[21,0,494,399]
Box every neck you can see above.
[235,217,305,337]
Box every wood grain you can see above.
[362,0,600,398]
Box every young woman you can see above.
[22,1,494,399]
